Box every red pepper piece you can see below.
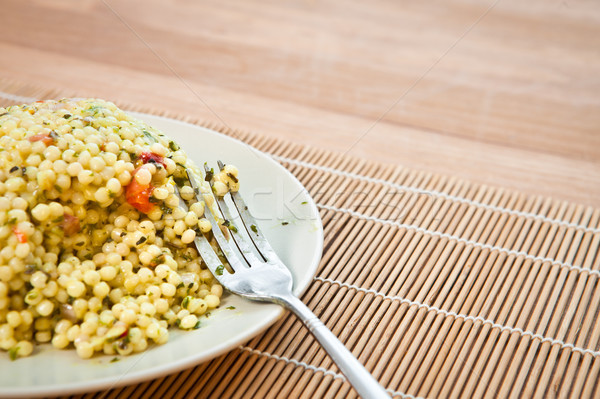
[13,227,27,243]
[139,151,166,168]
[126,170,154,214]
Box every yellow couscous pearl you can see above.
[181,229,196,244]
[198,218,212,233]
[180,314,198,329]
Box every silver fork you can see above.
[176,164,389,399]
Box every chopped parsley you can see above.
[193,321,201,329]
[281,221,289,226]
[226,306,236,310]
[250,224,258,233]
[24,264,38,275]
[182,296,191,309]
[86,105,103,114]
[25,291,38,302]
[168,140,179,151]
[204,163,214,182]
[173,176,188,187]
[142,130,158,143]
[226,223,238,233]
[215,265,224,276]
[8,347,18,361]
[226,172,238,183]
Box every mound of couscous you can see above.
[0,99,238,359]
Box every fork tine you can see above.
[184,169,249,273]
[173,186,237,282]
[192,229,233,282]
[209,187,266,266]
[206,162,269,264]
[215,161,280,264]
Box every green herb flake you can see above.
[226,172,238,183]
[168,140,179,151]
[151,255,163,265]
[25,291,38,302]
[204,163,214,182]
[177,282,185,289]
[182,296,191,309]
[250,224,258,233]
[193,320,201,329]
[173,176,188,188]
[301,201,308,205]
[86,105,103,115]
[281,221,289,226]
[226,306,236,310]
[227,224,238,233]
[215,265,224,276]
[142,130,158,143]
[110,357,120,363]
[8,347,18,361]
[24,264,38,275]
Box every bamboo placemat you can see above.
[1,80,599,399]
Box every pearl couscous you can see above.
[0,99,239,360]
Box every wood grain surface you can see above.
[0,0,598,206]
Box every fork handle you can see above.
[277,294,390,398]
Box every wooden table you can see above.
[1,0,598,206]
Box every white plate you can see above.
[0,114,323,398]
